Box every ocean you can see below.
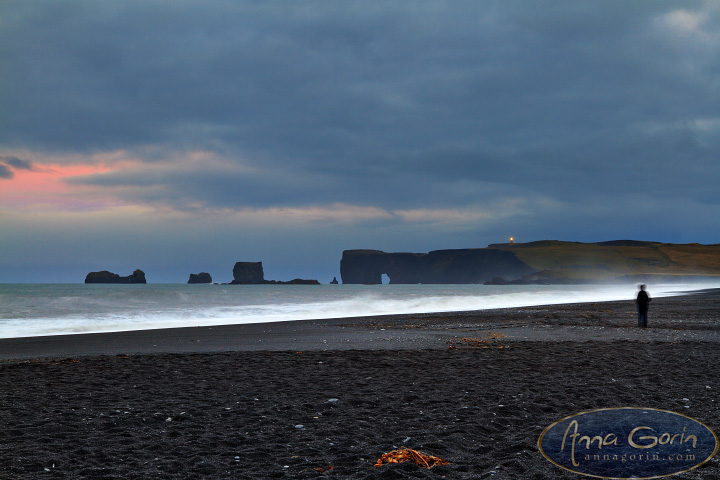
[1,282,718,339]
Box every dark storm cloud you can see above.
[0,164,13,179]
[0,155,35,179]
[2,1,719,213]
[1,156,34,171]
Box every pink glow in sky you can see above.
[0,164,114,211]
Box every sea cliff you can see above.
[340,240,720,284]
[340,249,534,284]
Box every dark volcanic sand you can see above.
[1,290,719,479]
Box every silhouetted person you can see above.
[636,285,651,328]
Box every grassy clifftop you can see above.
[488,240,720,281]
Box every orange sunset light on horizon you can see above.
[0,163,115,210]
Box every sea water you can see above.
[1,282,718,339]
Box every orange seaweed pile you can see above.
[374,448,449,468]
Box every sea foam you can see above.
[0,282,717,338]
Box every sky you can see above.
[1,1,719,283]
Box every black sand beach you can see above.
[1,290,719,479]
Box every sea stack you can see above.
[188,272,212,284]
[85,269,147,284]
[231,262,265,284]
[229,261,320,285]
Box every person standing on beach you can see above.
[636,285,651,328]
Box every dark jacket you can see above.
[636,290,650,310]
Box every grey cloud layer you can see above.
[2,1,719,212]
[0,155,34,179]
[0,164,12,179]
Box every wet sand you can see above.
[1,289,719,478]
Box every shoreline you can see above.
[2,288,719,361]
[2,282,716,341]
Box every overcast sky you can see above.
[1,1,719,283]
